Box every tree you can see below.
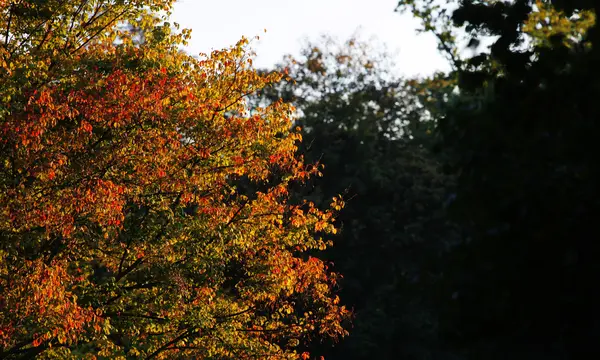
[400,1,600,358]
[0,1,349,358]
[260,36,461,360]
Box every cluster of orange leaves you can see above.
[0,259,100,348]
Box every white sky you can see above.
[170,0,450,77]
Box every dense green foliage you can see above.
[398,0,600,358]
[261,0,600,358]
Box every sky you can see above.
[170,0,451,77]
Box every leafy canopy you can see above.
[399,0,600,358]
[0,1,349,359]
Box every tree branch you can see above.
[144,328,199,360]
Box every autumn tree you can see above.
[0,1,349,359]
